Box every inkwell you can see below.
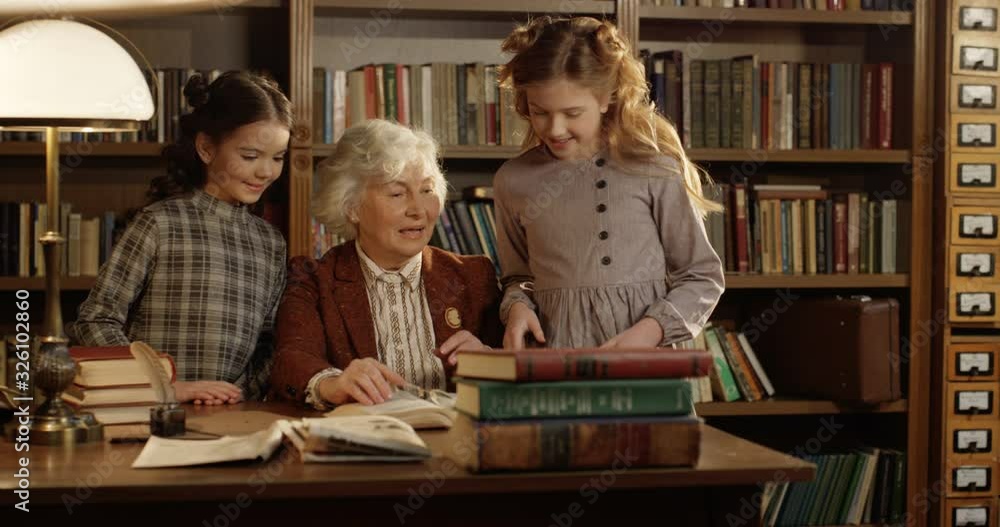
[129,341,185,437]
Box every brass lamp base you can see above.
[29,340,104,446]
[29,408,104,445]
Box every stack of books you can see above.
[62,346,175,426]
[445,347,713,473]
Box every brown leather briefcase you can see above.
[748,295,902,404]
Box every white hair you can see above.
[312,119,447,240]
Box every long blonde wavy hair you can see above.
[497,16,721,217]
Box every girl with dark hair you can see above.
[72,71,292,404]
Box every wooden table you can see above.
[1,403,814,526]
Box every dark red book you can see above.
[69,345,176,388]
[454,347,712,382]
[833,194,848,274]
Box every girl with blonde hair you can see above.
[495,16,725,349]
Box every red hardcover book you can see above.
[877,62,893,149]
[861,64,876,149]
[833,194,848,274]
[69,345,176,388]
[454,348,712,382]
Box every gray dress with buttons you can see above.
[493,145,726,348]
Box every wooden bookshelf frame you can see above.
[0,3,933,525]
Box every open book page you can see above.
[131,420,284,469]
[300,415,431,459]
[325,389,458,429]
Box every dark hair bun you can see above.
[183,73,210,109]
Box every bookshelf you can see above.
[722,273,909,289]
[696,398,908,417]
[932,1,1000,526]
[638,5,914,25]
[632,2,931,527]
[0,3,932,525]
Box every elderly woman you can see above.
[268,119,501,408]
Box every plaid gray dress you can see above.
[72,190,287,400]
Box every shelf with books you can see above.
[0,142,165,157]
[695,398,907,416]
[638,5,913,26]
[723,272,908,289]
[311,144,524,159]
[311,144,913,162]
[313,0,615,18]
[689,149,912,163]
[0,277,97,292]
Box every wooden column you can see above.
[287,0,315,258]
[615,0,639,57]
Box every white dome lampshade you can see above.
[0,1,232,18]
[0,18,154,131]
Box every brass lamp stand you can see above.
[29,127,103,445]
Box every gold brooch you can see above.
[445,307,461,329]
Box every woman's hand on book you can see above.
[600,317,663,349]
[503,302,546,350]
[173,381,244,405]
[434,330,489,367]
[320,358,406,406]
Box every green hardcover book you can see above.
[888,450,906,523]
[837,451,867,524]
[454,378,694,420]
[382,63,397,123]
[811,454,845,525]
[703,326,741,402]
[825,453,858,525]
[790,454,824,526]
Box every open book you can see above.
[281,416,431,462]
[325,389,458,429]
[132,420,285,468]
[131,414,430,468]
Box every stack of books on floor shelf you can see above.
[445,347,713,472]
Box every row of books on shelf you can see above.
[0,202,120,278]
[676,323,775,403]
[706,183,903,275]
[0,68,222,145]
[312,64,529,148]
[0,131,141,143]
[641,0,910,9]
[639,52,895,151]
[762,449,907,527]
[390,183,902,278]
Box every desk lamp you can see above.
[0,17,153,445]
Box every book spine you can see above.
[469,379,694,419]
[514,351,713,381]
[463,418,701,471]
